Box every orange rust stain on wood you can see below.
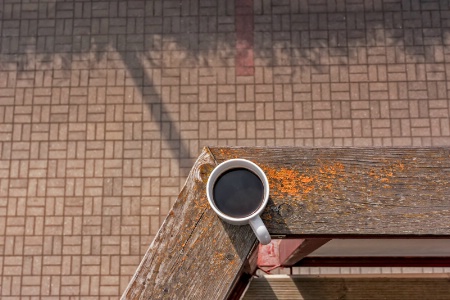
[199,164,215,184]
[217,148,239,159]
[370,161,406,183]
[303,185,315,194]
[299,174,317,194]
[319,162,344,175]
[300,175,315,183]
[194,199,208,211]
[262,166,302,197]
[316,163,344,191]
[263,213,272,220]
[261,162,348,198]
[213,252,225,262]
[263,168,315,197]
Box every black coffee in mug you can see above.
[213,168,264,218]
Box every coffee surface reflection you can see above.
[213,168,264,218]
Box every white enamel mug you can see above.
[206,159,271,245]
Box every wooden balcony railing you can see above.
[122,147,450,299]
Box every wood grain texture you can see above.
[124,147,450,299]
[242,275,450,300]
[121,147,258,299]
[210,147,450,236]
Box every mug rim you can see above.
[206,158,270,223]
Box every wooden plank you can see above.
[121,147,258,299]
[280,238,331,266]
[295,256,450,267]
[242,274,450,300]
[210,147,450,236]
[124,147,450,299]
[309,239,450,257]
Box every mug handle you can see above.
[249,215,271,245]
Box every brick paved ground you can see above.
[1,0,450,298]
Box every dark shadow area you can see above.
[263,196,296,235]
[2,0,450,150]
[117,50,191,160]
[220,218,257,260]
[217,196,291,298]
[218,219,259,299]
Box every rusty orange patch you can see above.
[261,166,318,197]
[263,167,302,196]
[300,175,314,183]
[319,162,344,175]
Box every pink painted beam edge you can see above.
[257,239,331,268]
[281,239,332,266]
[257,240,281,267]
[278,239,305,264]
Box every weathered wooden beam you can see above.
[123,147,450,299]
[121,148,258,300]
[210,147,450,236]
[242,275,450,300]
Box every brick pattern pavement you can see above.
[1,0,450,298]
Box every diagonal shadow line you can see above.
[116,50,191,164]
[0,0,193,180]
